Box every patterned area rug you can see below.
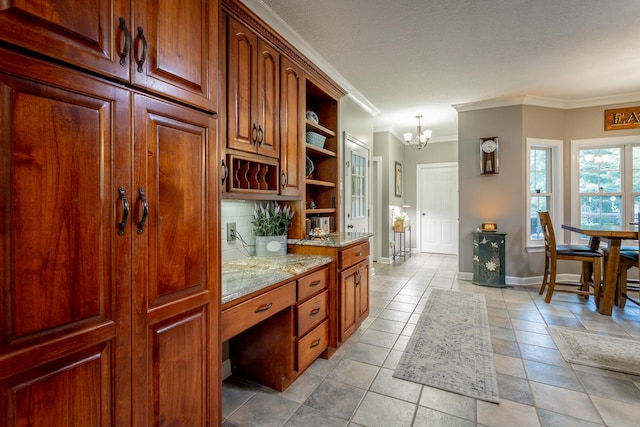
[548,326,640,376]
[393,289,500,403]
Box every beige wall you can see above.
[459,101,640,281]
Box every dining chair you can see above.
[538,211,602,303]
[617,226,639,308]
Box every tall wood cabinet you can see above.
[0,1,220,425]
[0,0,217,112]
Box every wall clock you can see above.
[480,137,499,175]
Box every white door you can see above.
[344,132,370,233]
[418,162,458,254]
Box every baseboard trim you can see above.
[457,272,581,287]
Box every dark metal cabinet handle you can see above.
[309,280,321,287]
[309,307,321,316]
[251,123,258,144]
[255,302,273,313]
[281,172,287,188]
[118,17,130,66]
[257,125,264,145]
[309,339,321,348]
[137,188,148,234]
[221,159,228,184]
[118,187,129,236]
[355,270,361,286]
[135,26,147,73]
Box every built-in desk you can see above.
[221,254,332,391]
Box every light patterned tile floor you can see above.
[222,253,640,426]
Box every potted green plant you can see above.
[252,201,294,256]
[393,211,409,232]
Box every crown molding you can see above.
[453,92,640,112]
[241,0,380,117]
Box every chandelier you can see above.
[403,115,432,149]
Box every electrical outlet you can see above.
[227,222,236,241]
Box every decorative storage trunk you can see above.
[255,235,287,256]
[472,231,507,287]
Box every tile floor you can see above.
[222,253,640,426]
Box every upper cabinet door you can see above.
[226,17,280,158]
[132,0,218,112]
[280,57,303,197]
[0,0,131,81]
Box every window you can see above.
[351,151,366,218]
[570,135,640,243]
[526,139,563,249]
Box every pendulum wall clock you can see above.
[480,137,499,174]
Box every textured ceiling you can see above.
[254,0,640,141]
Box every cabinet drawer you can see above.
[297,267,328,301]
[297,290,328,336]
[340,241,370,269]
[297,319,328,372]
[221,281,296,341]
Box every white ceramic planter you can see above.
[254,235,287,257]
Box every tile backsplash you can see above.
[221,200,257,262]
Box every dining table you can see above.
[561,223,639,315]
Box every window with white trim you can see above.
[526,138,564,249]
[570,136,640,243]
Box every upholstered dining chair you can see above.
[538,211,602,303]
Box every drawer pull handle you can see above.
[254,302,273,313]
[309,339,321,349]
[355,252,361,256]
[310,307,321,316]
[309,280,321,287]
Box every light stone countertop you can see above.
[222,254,333,305]
[287,231,373,248]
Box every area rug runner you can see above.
[548,326,640,376]
[393,289,500,403]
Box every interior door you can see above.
[344,133,370,232]
[132,94,219,426]
[418,163,459,254]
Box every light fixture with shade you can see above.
[403,115,432,149]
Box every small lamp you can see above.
[482,222,497,232]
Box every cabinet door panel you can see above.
[339,264,357,341]
[132,94,219,426]
[256,40,279,158]
[3,346,112,426]
[280,57,302,196]
[0,50,131,426]
[133,0,217,111]
[0,0,130,81]
[226,17,258,152]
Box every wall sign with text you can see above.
[605,106,640,131]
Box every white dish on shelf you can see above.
[306,110,319,124]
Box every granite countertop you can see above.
[222,254,333,305]
[287,231,373,248]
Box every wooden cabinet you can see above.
[131,95,219,426]
[226,16,280,158]
[280,57,304,197]
[0,49,220,426]
[339,259,370,341]
[289,240,370,350]
[0,0,218,111]
[224,266,329,391]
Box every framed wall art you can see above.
[395,161,402,197]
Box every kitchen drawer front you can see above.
[340,241,370,269]
[221,281,296,341]
[297,267,328,301]
[297,319,328,372]
[296,290,328,336]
